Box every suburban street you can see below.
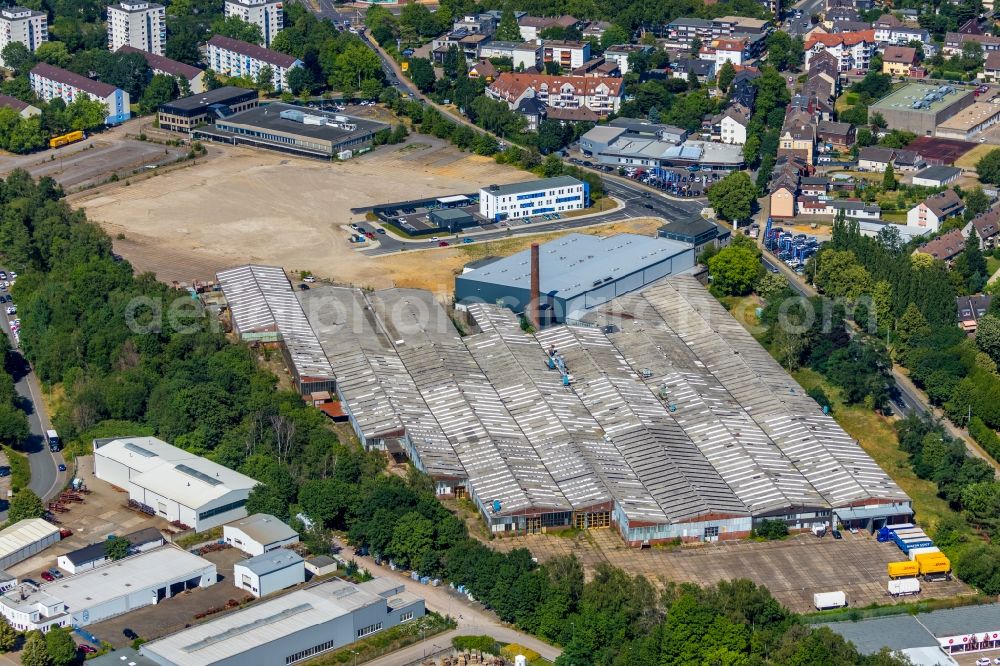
[785,0,824,36]
[361,178,707,255]
[0,269,64,515]
[761,252,1000,474]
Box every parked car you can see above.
[303,275,315,283]
[462,238,474,244]
[78,645,97,654]
[123,628,138,640]
[6,306,14,315]
[48,568,62,579]
[298,284,310,291]
[59,528,72,539]
[430,236,439,242]
[376,228,386,234]
[438,241,449,247]
[58,464,66,472]
[976,658,990,666]
[23,579,39,588]
[40,571,54,582]
[831,530,842,539]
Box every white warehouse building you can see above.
[0,519,60,571]
[233,549,305,598]
[141,577,425,666]
[224,513,298,556]
[479,176,588,221]
[94,436,258,532]
[0,546,216,632]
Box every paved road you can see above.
[0,272,64,515]
[784,0,824,36]
[761,252,1000,473]
[361,179,706,255]
[332,537,562,661]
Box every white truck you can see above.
[888,578,921,597]
[813,591,847,610]
[46,429,60,452]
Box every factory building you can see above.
[455,233,695,323]
[217,264,335,395]
[195,104,389,160]
[157,86,258,133]
[0,547,216,632]
[93,436,258,531]
[0,519,60,571]
[869,83,976,136]
[140,577,425,666]
[479,176,588,221]
[233,549,305,597]
[281,272,911,545]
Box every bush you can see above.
[501,643,540,662]
[3,447,29,493]
[753,519,789,540]
[452,635,500,654]
[968,416,1000,463]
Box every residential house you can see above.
[800,198,882,219]
[581,20,612,40]
[917,228,966,261]
[711,106,749,144]
[768,156,808,218]
[983,51,1000,83]
[699,37,750,68]
[858,146,896,172]
[907,189,965,231]
[542,40,590,71]
[0,94,40,117]
[117,45,205,93]
[894,149,925,172]
[789,92,834,122]
[779,109,817,164]
[882,46,918,77]
[206,35,301,92]
[712,15,772,37]
[571,57,620,77]
[604,44,652,75]
[944,31,1000,56]
[956,294,993,333]
[431,31,491,64]
[29,62,129,124]
[964,209,1000,250]
[517,15,579,42]
[665,17,713,46]
[487,72,623,117]
[803,30,877,73]
[800,176,829,196]
[513,96,547,131]
[453,13,496,35]
[468,59,498,81]
[873,14,929,45]
[817,120,855,149]
[478,41,541,70]
[671,57,716,83]
[729,69,759,108]
[803,71,837,101]
[826,6,860,25]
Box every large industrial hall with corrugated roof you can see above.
[216,241,912,547]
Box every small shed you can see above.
[430,208,476,233]
[224,513,299,557]
[234,550,305,598]
[305,554,338,577]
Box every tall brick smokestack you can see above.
[530,242,540,328]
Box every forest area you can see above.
[0,170,913,665]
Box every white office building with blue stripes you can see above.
[479,176,588,221]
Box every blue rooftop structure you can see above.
[455,233,695,323]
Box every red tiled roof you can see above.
[30,62,117,98]
[489,72,623,101]
[207,35,299,68]
[712,38,746,51]
[883,46,917,63]
[918,228,966,260]
[805,29,875,50]
[117,45,203,81]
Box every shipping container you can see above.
[878,523,915,542]
[898,537,934,554]
[888,578,920,596]
[813,591,847,610]
[887,560,920,578]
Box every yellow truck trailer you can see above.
[916,553,952,579]
[887,560,920,578]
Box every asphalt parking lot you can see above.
[492,529,971,614]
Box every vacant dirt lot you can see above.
[491,529,971,614]
[70,137,535,286]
